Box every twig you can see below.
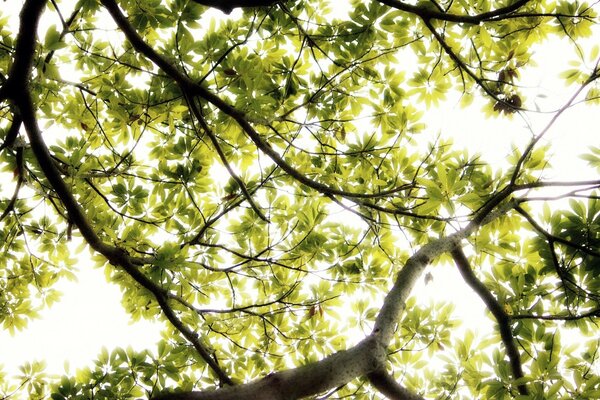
[510,61,600,185]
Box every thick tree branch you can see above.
[375,0,532,24]
[367,369,425,400]
[7,0,233,386]
[3,1,43,93]
[152,336,386,400]
[450,247,527,395]
[373,235,461,344]
[189,0,281,15]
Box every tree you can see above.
[1,0,599,398]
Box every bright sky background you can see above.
[1,0,598,385]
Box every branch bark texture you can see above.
[153,337,385,400]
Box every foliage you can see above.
[1,0,599,399]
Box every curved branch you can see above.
[189,0,281,15]
[367,369,425,400]
[450,247,527,395]
[0,147,25,222]
[152,336,385,400]
[373,189,518,347]
[99,0,412,201]
[7,0,232,385]
[515,205,600,258]
[0,112,22,151]
[376,0,532,24]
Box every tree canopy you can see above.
[1,0,600,399]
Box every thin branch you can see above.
[420,18,507,106]
[0,148,25,222]
[43,2,80,70]
[512,308,600,321]
[450,247,527,395]
[187,166,280,246]
[375,0,532,24]
[515,179,600,190]
[0,112,22,151]
[510,62,600,185]
[515,205,600,258]
[356,198,452,221]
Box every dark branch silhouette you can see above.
[451,247,527,396]
[190,0,281,14]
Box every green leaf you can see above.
[44,25,65,51]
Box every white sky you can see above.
[0,266,163,375]
[1,0,598,386]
